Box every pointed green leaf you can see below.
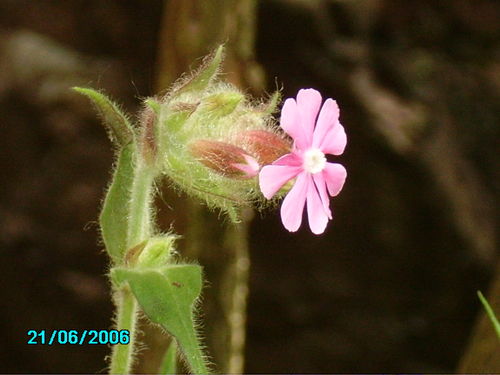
[159,340,178,375]
[111,265,210,374]
[100,143,136,263]
[174,45,224,95]
[73,87,134,146]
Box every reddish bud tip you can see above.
[237,130,291,165]
[189,140,260,179]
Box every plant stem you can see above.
[179,326,209,375]
[109,159,156,374]
[127,163,156,248]
[109,288,138,374]
[225,211,252,374]
[159,339,178,375]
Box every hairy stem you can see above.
[127,163,156,248]
[179,326,209,375]
[109,158,156,374]
[109,288,139,374]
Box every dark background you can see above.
[0,0,499,373]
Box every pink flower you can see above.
[259,89,347,234]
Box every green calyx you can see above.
[151,46,283,221]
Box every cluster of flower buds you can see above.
[139,46,291,221]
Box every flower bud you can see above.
[237,130,291,165]
[189,140,260,179]
[125,236,177,268]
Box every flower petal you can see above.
[272,152,303,167]
[259,163,302,199]
[323,163,347,196]
[296,89,322,144]
[312,173,332,219]
[307,176,329,234]
[280,98,308,150]
[319,122,347,155]
[312,98,339,149]
[232,154,260,178]
[280,172,309,232]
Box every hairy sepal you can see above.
[170,45,224,96]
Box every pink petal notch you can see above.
[312,98,339,149]
[323,163,347,197]
[280,98,307,150]
[296,89,322,141]
[258,88,347,235]
[320,122,347,156]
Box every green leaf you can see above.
[174,45,224,95]
[100,143,136,263]
[73,87,134,146]
[478,291,500,340]
[111,265,210,374]
[159,340,178,375]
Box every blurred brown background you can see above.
[0,0,499,373]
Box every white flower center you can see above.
[303,148,326,174]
